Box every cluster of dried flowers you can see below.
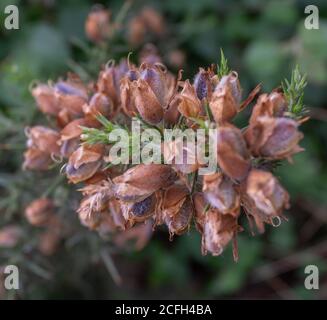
[21,7,307,261]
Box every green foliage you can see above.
[217,49,230,78]
[282,65,307,117]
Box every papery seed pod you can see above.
[162,138,199,174]
[77,190,105,228]
[139,63,168,106]
[60,118,90,158]
[160,184,193,238]
[78,207,102,230]
[97,60,128,109]
[31,84,60,116]
[209,72,241,124]
[25,198,55,226]
[163,95,180,125]
[133,78,164,124]
[0,225,22,248]
[177,80,202,119]
[120,70,139,117]
[26,126,61,156]
[141,7,165,37]
[193,192,240,258]
[245,169,290,223]
[249,92,287,126]
[83,92,113,121]
[60,118,88,141]
[217,125,251,181]
[85,7,111,43]
[201,210,240,258]
[203,172,240,216]
[193,67,214,101]
[54,79,88,117]
[245,116,304,161]
[224,71,242,105]
[113,164,177,202]
[66,144,104,184]
[77,180,114,225]
[23,148,53,170]
[120,194,156,226]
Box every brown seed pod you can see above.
[133,78,163,124]
[113,164,177,202]
[85,7,111,43]
[162,137,199,174]
[83,92,113,121]
[209,72,241,124]
[97,60,128,110]
[25,198,55,226]
[249,92,287,126]
[120,70,139,118]
[160,184,193,239]
[66,144,104,184]
[177,80,202,119]
[244,116,304,161]
[201,209,240,258]
[216,125,251,181]
[26,126,61,156]
[59,118,92,158]
[77,179,115,228]
[54,79,88,118]
[193,192,240,259]
[193,67,215,101]
[23,148,53,171]
[203,172,240,216]
[120,194,157,226]
[243,169,290,232]
[31,84,60,116]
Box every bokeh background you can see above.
[0,0,326,299]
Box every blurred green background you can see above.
[0,0,326,299]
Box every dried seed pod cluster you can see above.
[22,10,307,260]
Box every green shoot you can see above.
[282,65,308,117]
[217,48,230,78]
